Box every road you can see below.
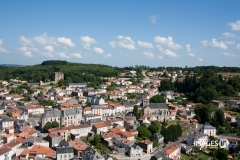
[113,152,152,160]
[155,123,203,154]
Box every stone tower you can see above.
[54,72,64,83]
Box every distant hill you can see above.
[0,64,25,67]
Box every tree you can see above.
[214,109,225,125]
[137,126,152,140]
[215,148,228,160]
[52,121,59,128]
[6,112,12,117]
[94,134,101,146]
[133,105,139,118]
[38,91,43,97]
[43,122,52,132]
[148,121,160,134]
[149,95,166,103]
[43,121,59,132]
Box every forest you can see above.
[159,71,240,104]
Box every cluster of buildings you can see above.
[0,70,240,160]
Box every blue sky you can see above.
[1,1,240,67]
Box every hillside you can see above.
[0,60,123,86]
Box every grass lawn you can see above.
[181,125,190,133]
[224,110,240,118]
[181,152,211,160]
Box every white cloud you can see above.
[18,46,38,52]
[33,33,58,46]
[188,53,195,57]
[71,53,82,58]
[44,45,54,52]
[109,36,136,50]
[149,15,158,23]
[143,51,154,59]
[18,46,38,57]
[83,43,91,50]
[158,55,164,59]
[104,54,112,58]
[0,39,9,53]
[24,51,34,57]
[42,52,54,58]
[186,44,195,56]
[154,36,182,50]
[198,58,203,62]
[236,44,240,52]
[93,47,104,54]
[186,44,194,53]
[0,47,9,53]
[223,52,235,57]
[80,36,97,44]
[156,44,178,58]
[57,52,70,58]
[57,37,75,47]
[229,20,240,31]
[19,36,33,46]
[163,49,178,58]
[156,45,164,52]
[222,32,237,38]
[109,41,116,48]
[201,38,227,50]
[80,36,97,51]
[224,41,235,45]
[138,41,153,48]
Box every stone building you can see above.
[142,98,169,121]
[55,72,64,83]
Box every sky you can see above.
[1,1,240,67]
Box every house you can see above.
[0,146,13,160]
[181,144,193,155]
[25,105,45,115]
[186,133,208,149]
[128,144,143,157]
[19,145,53,160]
[40,108,82,129]
[229,100,240,108]
[93,121,112,134]
[24,136,49,147]
[212,100,225,108]
[0,116,14,130]
[142,98,169,122]
[151,133,164,144]
[68,83,87,88]
[69,139,88,159]
[82,147,104,160]
[139,140,153,153]
[224,112,236,122]
[56,140,74,160]
[164,144,181,160]
[203,124,216,136]
[72,90,83,97]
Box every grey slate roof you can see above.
[24,136,48,144]
[148,103,168,109]
[0,116,13,122]
[82,147,104,160]
[40,109,61,119]
[56,140,74,154]
[204,124,216,129]
[122,101,134,107]
[41,108,81,119]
